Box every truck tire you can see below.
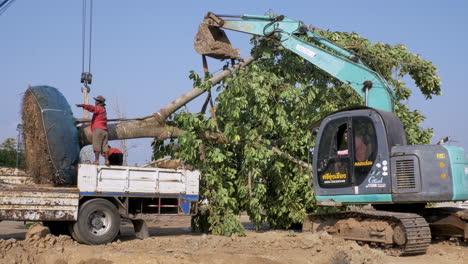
[72,198,121,245]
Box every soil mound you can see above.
[0,219,465,264]
[0,224,75,264]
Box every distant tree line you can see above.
[0,138,26,168]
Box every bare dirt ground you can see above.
[0,215,466,264]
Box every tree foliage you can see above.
[152,30,441,235]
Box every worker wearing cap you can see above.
[76,95,110,165]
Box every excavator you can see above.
[194,12,468,255]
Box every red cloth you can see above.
[82,104,108,131]
[108,148,122,155]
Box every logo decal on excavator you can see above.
[355,161,373,166]
[296,44,316,58]
[368,176,383,184]
[365,176,387,188]
[321,172,347,184]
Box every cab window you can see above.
[316,119,352,188]
[352,117,377,185]
[316,116,378,188]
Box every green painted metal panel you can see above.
[444,145,468,200]
[221,15,395,112]
[279,35,394,111]
[316,194,392,204]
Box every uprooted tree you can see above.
[21,26,441,236]
[73,30,441,236]
[151,31,441,236]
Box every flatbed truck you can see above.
[0,164,200,244]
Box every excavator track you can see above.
[303,210,431,255]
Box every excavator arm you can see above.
[195,12,396,112]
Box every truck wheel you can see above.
[72,198,121,245]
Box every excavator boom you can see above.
[195,12,396,112]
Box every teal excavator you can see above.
[195,12,468,255]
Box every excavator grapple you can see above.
[194,23,240,60]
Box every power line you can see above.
[0,0,10,8]
[0,0,16,16]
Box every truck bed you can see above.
[78,164,200,196]
[0,164,200,221]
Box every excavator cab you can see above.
[313,107,407,205]
[313,107,468,206]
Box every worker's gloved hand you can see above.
[76,104,84,108]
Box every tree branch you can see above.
[153,56,256,122]
[270,146,313,172]
[78,56,257,146]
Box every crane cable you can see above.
[81,0,93,77]
[80,0,94,119]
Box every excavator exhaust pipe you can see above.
[194,13,240,60]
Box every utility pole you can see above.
[16,124,23,168]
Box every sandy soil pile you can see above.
[0,226,385,264]
[21,89,57,185]
[0,217,466,264]
[0,224,75,264]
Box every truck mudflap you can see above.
[0,184,79,221]
[303,210,431,256]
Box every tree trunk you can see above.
[78,56,256,146]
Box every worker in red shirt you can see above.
[76,95,110,165]
[105,146,123,166]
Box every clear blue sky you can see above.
[2,1,467,165]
